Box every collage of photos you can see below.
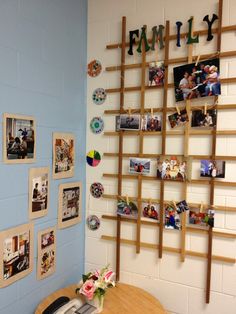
[58,182,82,229]
[148,61,165,86]
[3,113,35,163]
[0,223,33,287]
[53,133,75,179]
[168,109,189,129]
[116,114,162,132]
[129,158,151,174]
[173,58,220,102]
[191,109,217,128]
[200,160,225,178]
[188,208,215,228]
[117,199,138,219]
[157,156,188,181]
[29,167,49,220]
[37,227,56,280]
[143,203,159,220]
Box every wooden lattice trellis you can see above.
[101,0,236,304]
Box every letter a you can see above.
[137,26,150,53]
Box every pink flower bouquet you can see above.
[76,265,115,303]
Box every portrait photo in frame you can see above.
[58,182,82,229]
[3,113,36,164]
[29,167,50,220]
[52,132,75,179]
[37,226,56,280]
[0,223,34,288]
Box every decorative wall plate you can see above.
[90,182,104,198]
[86,150,101,167]
[90,117,104,134]
[87,215,100,230]
[88,59,102,77]
[92,88,107,105]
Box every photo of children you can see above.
[62,186,80,222]
[165,204,181,230]
[191,109,217,128]
[173,58,220,102]
[31,173,48,213]
[129,158,151,174]
[117,114,140,131]
[157,156,187,181]
[117,199,138,219]
[54,136,74,175]
[4,114,35,162]
[141,114,162,131]
[200,160,225,178]
[168,109,189,129]
[188,208,215,228]
[148,61,165,86]
[143,203,159,220]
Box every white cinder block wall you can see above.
[86,1,236,313]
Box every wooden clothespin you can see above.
[195,54,201,66]
[148,198,152,206]
[204,103,208,115]
[126,194,129,204]
[176,105,181,115]
[172,200,177,210]
[128,107,132,116]
[150,108,154,118]
[200,201,204,213]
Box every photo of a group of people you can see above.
[174,58,220,102]
[129,158,151,174]
[4,114,35,162]
[116,114,162,132]
[168,109,189,129]
[117,199,138,219]
[143,203,159,220]
[200,160,225,178]
[188,208,215,228]
[40,230,55,250]
[148,61,165,86]
[191,109,217,128]
[157,156,188,181]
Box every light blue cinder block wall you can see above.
[0,0,87,313]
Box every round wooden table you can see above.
[35,283,167,314]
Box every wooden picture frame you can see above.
[37,227,56,280]
[3,113,36,164]
[0,223,34,288]
[29,167,50,220]
[58,182,82,229]
[52,132,75,179]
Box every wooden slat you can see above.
[106,24,236,50]
[106,50,236,72]
[105,77,236,94]
[115,16,126,282]
[104,103,236,115]
[101,235,235,264]
[101,214,236,239]
[103,152,236,161]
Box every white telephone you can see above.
[54,298,97,314]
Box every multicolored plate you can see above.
[87,59,102,77]
[92,88,107,105]
[86,150,101,167]
[87,215,100,231]
[90,117,104,134]
[90,182,104,198]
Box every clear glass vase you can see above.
[86,295,104,313]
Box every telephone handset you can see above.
[54,298,97,314]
